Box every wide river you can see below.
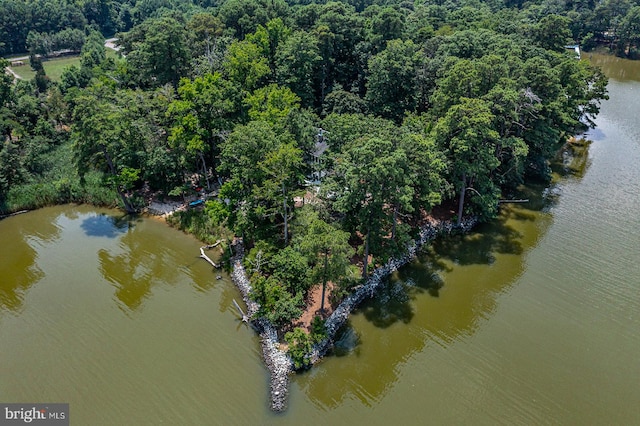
[1,53,639,424]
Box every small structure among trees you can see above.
[307,128,328,185]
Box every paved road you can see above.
[104,38,120,51]
[8,55,29,61]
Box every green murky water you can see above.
[0,207,266,424]
[1,53,639,424]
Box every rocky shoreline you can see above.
[228,216,478,412]
[229,241,293,412]
[310,216,478,363]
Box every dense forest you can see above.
[1,0,613,364]
[2,0,640,58]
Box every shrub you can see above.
[251,273,303,328]
[310,315,327,343]
[204,199,230,225]
[270,246,311,295]
[285,327,312,370]
[243,240,277,272]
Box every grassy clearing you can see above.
[8,62,36,80]
[43,55,82,81]
[7,50,118,82]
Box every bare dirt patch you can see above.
[294,282,336,332]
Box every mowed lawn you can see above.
[8,50,118,81]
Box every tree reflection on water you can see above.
[297,198,554,410]
[0,212,62,311]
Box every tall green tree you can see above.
[246,18,291,70]
[218,0,290,39]
[275,31,322,108]
[0,141,24,199]
[316,2,365,95]
[187,13,225,60]
[245,84,300,129]
[327,133,412,276]
[119,16,190,88]
[367,7,405,54]
[0,58,15,142]
[435,98,506,223]
[251,273,303,328]
[219,121,292,241]
[617,6,640,56]
[533,14,573,52]
[168,72,240,189]
[365,39,420,122]
[296,211,351,312]
[244,84,316,153]
[258,142,304,245]
[80,30,106,70]
[399,120,448,215]
[223,39,270,92]
[71,88,138,213]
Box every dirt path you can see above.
[4,67,21,80]
[294,282,335,331]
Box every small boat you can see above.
[189,199,204,207]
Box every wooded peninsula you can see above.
[1,0,622,411]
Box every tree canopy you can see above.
[1,0,611,339]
